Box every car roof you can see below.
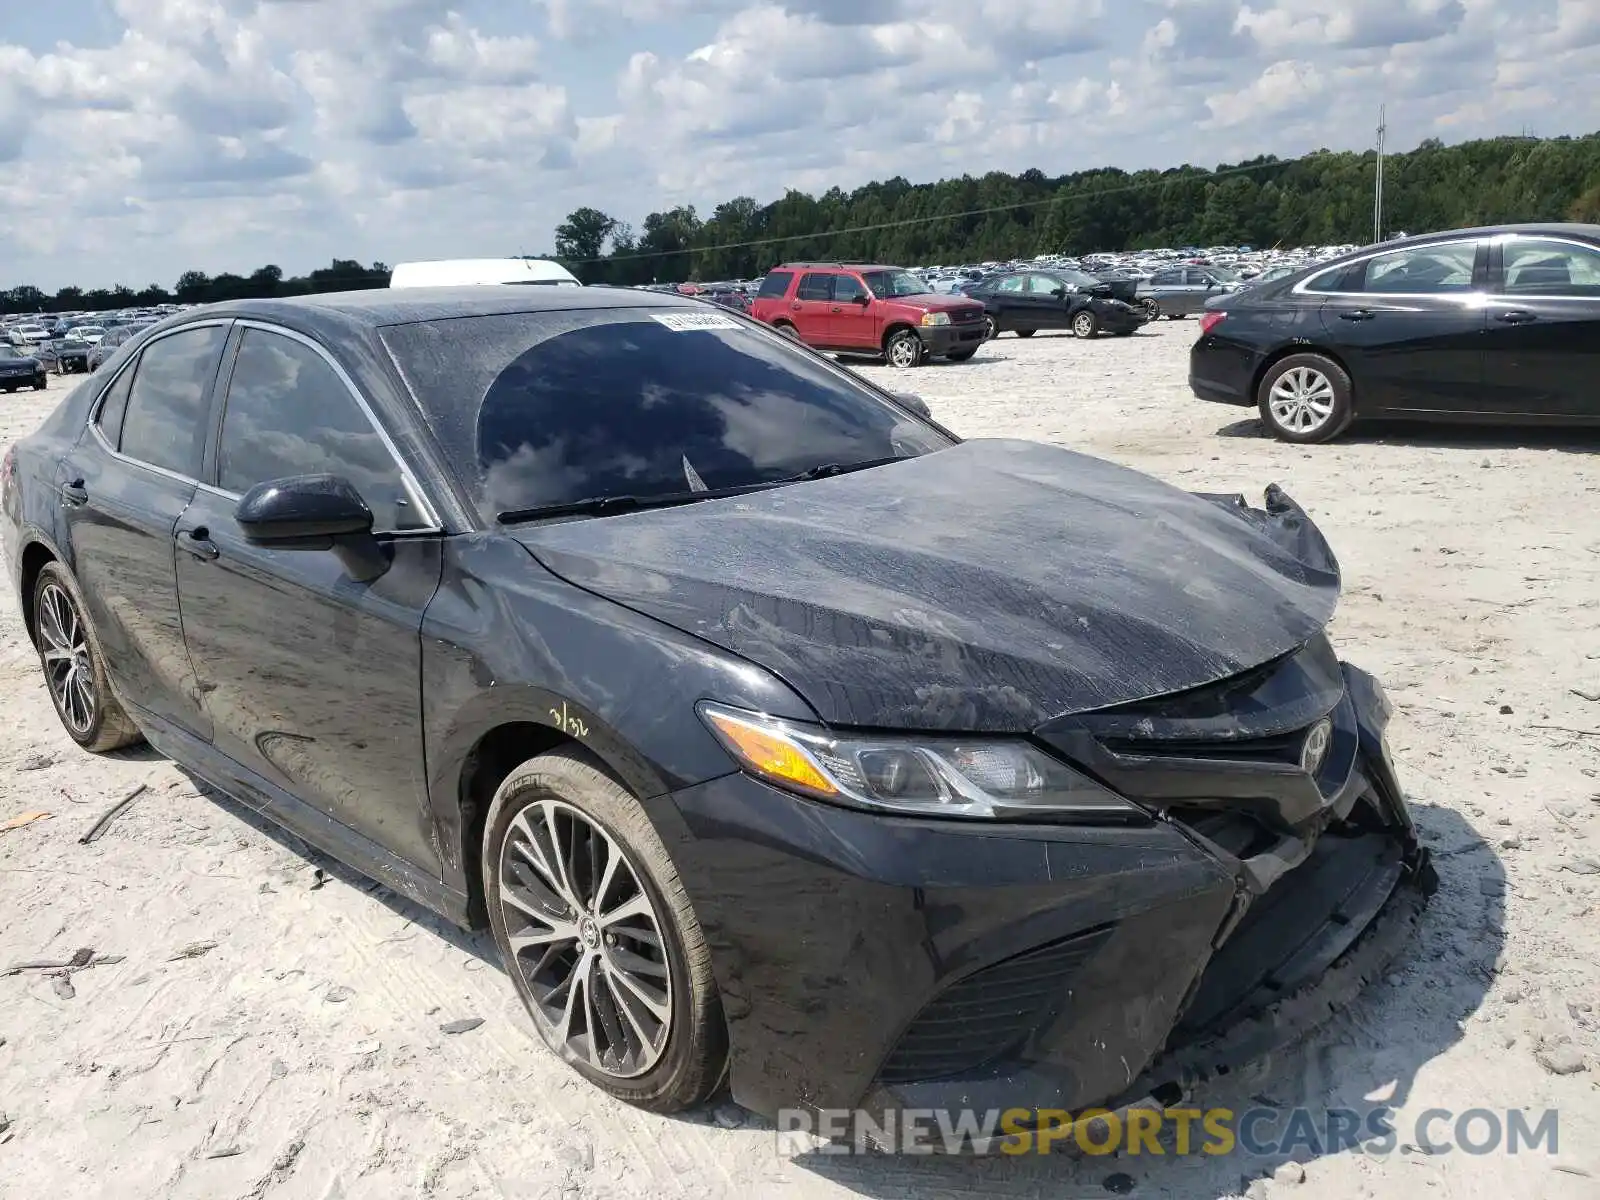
[1388,222,1600,244]
[774,263,900,271]
[183,285,707,333]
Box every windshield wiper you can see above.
[497,482,771,525]
[777,456,907,484]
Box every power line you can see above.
[566,154,1314,266]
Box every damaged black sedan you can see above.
[2,287,1434,1123]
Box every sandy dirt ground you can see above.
[2,324,1598,1200]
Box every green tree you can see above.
[554,207,620,281]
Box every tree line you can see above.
[7,131,1600,311]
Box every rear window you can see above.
[756,271,793,298]
[381,309,951,522]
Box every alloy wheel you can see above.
[1142,299,1160,321]
[38,582,95,736]
[1268,366,1336,434]
[982,316,998,340]
[498,799,672,1079]
[1073,312,1096,338]
[887,336,919,368]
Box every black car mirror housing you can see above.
[235,474,390,581]
[237,473,374,542]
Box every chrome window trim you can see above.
[1291,237,1485,301]
[85,317,443,536]
[1493,234,1600,302]
[227,320,443,535]
[85,319,233,489]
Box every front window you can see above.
[1501,238,1600,296]
[997,276,1025,293]
[381,309,953,523]
[216,328,429,531]
[860,270,931,298]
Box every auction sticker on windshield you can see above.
[651,312,742,332]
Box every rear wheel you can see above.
[773,321,799,339]
[885,329,923,369]
[1141,298,1161,322]
[1256,353,1354,444]
[1071,310,1099,339]
[32,564,142,752]
[982,315,999,340]
[483,748,726,1112]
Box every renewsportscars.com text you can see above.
[775,1105,1561,1157]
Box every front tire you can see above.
[944,347,977,362]
[884,329,923,369]
[1256,353,1354,444]
[1071,310,1099,339]
[1013,328,1036,339]
[1141,298,1161,321]
[483,748,726,1112]
[32,563,142,752]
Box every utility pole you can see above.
[1374,104,1386,244]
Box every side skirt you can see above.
[128,703,473,927]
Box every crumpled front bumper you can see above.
[656,651,1434,1123]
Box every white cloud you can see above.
[0,0,1596,290]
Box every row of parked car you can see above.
[0,309,172,380]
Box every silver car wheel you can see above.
[887,334,920,368]
[499,799,673,1079]
[1268,366,1337,434]
[38,582,95,735]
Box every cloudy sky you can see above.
[2,0,1597,290]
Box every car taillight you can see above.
[1198,311,1227,336]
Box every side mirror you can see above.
[237,474,373,542]
[1050,287,1066,299]
[236,474,390,582]
[854,292,872,305]
[891,391,930,418]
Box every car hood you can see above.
[512,440,1341,732]
[901,293,984,315]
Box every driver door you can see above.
[829,273,877,350]
[173,322,446,874]
[1025,275,1072,328]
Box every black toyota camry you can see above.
[1,287,1434,1123]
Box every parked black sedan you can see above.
[0,345,47,392]
[1191,223,1600,442]
[966,268,1145,339]
[3,287,1432,1126]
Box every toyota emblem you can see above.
[1300,718,1332,775]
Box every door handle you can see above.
[1338,309,1376,321]
[1495,310,1537,325]
[830,306,842,313]
[176,528,220,561]
[60,478,87,506]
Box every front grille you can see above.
[1100,728,1306,767]
[953,308,985,323]
[879,926,1113,1083]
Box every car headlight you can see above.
[919,311,951,327]
[698,703,1145,822]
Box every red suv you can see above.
[749,264,987,367]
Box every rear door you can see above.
[173,322,445,872]
[57,322,230,738]
[1312,238,1488,417]
[790,272,835,345]
[1480,235,1600,420]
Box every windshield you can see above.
[382,308,953,522]
[860,270,931,298]
[1207,267,1242,282]
[1059,269,1103,289]
[0,347,23,359]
